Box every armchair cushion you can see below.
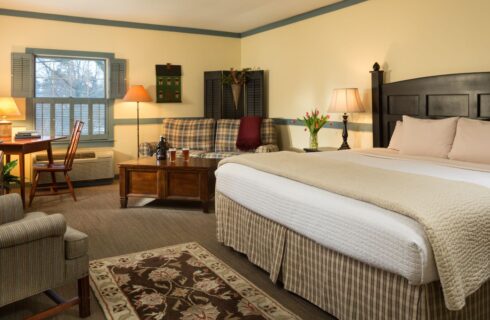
[64,226,88,260]
[0,213,66,249]
[25,211,88,260]
[0,194,24,225]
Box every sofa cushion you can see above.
[162,118,215,152]
[215,119,241,152]
[261,118,277,146]
[236,116,263,151]
[64,226,88,260]
[216,118,277,152]
[199,152,246,159]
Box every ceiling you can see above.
[0,0,343,33]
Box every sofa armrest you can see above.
[139,142,158,157]
[255,144,279,153]
[0,194,24,225]
[0,214,66,249]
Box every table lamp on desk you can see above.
[0,97,20,139]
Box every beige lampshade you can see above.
[329,88,365,113]
[123,85,152,102]
[0,97,21,118]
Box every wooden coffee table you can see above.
[118,157,218,213]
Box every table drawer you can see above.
[166,172,200,198]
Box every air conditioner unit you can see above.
[32,150,114,185]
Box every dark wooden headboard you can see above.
[371,63,490,147]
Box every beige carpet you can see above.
[0,183,333,320]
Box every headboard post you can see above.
[370,62,384,147]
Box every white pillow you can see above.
[388,121,403,151]
[400,116,458,158]
[448,118,490,164]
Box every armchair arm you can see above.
[255,144,279,153]
[0,213,66,249]
[139,141,158,157]
[0,194,24,225]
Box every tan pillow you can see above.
[388,121,403,151]
[400,116,458,158]
[448,118,490,164]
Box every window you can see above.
[11,49,126,145]
[33,56,108,140]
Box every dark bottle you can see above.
[156,136,169,160]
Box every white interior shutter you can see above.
[109,59,127,99]
[35,103,51,136]
[11,53,34,97]
[55,103,71,136]
[92,103,106,136]
[74,104,89,136]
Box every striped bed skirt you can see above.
[215,192,489,320]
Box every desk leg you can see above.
[19,154,26,208]
[5,155,11,194]
[47,143,57,192]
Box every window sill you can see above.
[52,139,114,148]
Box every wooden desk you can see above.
[0,136,66,207]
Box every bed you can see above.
[215,65,490,320]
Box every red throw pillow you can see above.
[236,116,263,151]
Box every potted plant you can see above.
[2,160,20,193]
[222,68,251,109]
[297,108,331,150]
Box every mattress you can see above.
[215,149,490,285]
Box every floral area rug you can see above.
[89,242,300,319]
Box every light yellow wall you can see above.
[3,0,490,179]
[0,15,240,179]
[241,0,490,149]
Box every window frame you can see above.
[25,48,116,147]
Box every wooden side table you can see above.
[118,157,218,213]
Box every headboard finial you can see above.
[373,62,380,71]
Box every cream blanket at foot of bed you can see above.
[219,151,490,310]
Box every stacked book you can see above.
[15,130,41,139]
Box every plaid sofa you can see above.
[139,118,278,159]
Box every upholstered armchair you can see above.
[0,193,90,318]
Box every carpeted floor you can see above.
[0,183,334,320]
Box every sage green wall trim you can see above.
[272,118,372,132]
[241,0,367,37]
[26,48,115,59]
[114,118,164,125]
[0,8,241,38]
[113,117,202,125]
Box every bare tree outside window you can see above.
[35,57,106,98]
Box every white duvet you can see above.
[215,150,490,285]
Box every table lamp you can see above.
[328,88,365,150]
[123,85,152,158]
[0,97,21,139]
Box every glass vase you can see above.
[309,132,319,150]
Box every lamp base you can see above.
[0,120,12,139]
[338,113,351,150]
[338,142,350,150]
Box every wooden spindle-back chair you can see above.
[29,121,84,206]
